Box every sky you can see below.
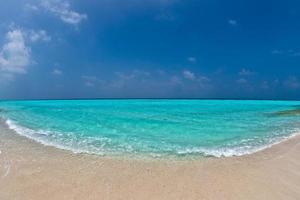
[0,0,300,100]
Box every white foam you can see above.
[5,119,105,156]
[4,118,300,158]
[177,131,300,158]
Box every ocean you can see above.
[0,99,300,158]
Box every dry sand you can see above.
[1,123,300,200]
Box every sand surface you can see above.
[1,123,300,200]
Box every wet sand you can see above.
[1,123,300,200]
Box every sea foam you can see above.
[5,119,105,155]
[4,118,300,158]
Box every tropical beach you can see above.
[1,0,300,199]
[1,119,300,200]
[1,99,300,199]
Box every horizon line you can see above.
[1,97,300,102]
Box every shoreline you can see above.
[1,123,300,199]
[3,118,300,160]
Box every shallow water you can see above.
[0,99,300,158]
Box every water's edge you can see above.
[2,117,300,160]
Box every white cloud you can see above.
[228,19,237,26]
[41,0,87,25]
[52,68,63,75]
[0,29,31,74]
[239,68,254,76]
[271,49,300,56]
[182,69,210,85]
[197,75,209,82]
[28,30,51,42]
[82,75,102,87]
[81,70,152,89]
[183,70,196,80]
[0,27,51,81]
[187,57,197,63]
[25,3,39,11]
[79,69,213,97]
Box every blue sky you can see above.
[0,0,300,99]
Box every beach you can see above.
[1,122,300,200]
[1,0,300,198]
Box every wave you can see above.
[3,118,300,158]
[4,119,106,156]
[176,132,300,157]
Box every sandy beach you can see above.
[1,122,300,200]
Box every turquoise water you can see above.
[0,100,300,158]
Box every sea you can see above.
[1,99,300,158]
